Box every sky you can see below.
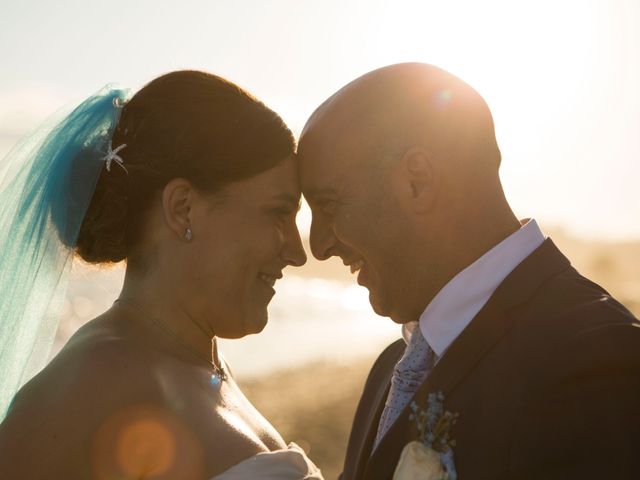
[1,0,639,240]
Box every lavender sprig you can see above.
[409,391,459,453]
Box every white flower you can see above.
[393,441,449,480]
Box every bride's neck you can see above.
[117,268,216,367]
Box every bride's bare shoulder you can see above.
[30,313,151,386]
[0,312,169,477]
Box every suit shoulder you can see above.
[555,318,640,377]
[522,266,638,338]
[515,269,640,387]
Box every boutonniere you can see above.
[393,391,459,480]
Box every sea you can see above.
[53,262,401,380]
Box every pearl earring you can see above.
[184,227,193,242]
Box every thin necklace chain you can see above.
[114,298,227,383]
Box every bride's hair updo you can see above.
[75,70,295,265]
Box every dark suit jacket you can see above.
[342,239,640,480]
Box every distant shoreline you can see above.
[239,357,377,480]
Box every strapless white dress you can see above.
[211,443,323,479]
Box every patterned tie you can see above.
[374,325,436,449]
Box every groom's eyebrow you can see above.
[271,193,302,211]
[303,188,337,200]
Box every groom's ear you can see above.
[393,147,439,215]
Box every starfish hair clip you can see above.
[102,140,128,174]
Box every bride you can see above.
[0,71,322,479]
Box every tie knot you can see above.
[403,325,432,365]
[392,326,434,391]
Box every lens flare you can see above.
[435,89,452,108]
[92,404,204,480]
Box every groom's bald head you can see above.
[299,63,501,180]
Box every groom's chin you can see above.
[369,293,413,324]
[368,291,392,319]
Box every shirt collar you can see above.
[407,219,545,357]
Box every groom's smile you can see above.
[346,258,364,275]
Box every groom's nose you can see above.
[309,214,336,261]
[280,216,307,267]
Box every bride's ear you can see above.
[393,147,439,215]
[162,178,194,240]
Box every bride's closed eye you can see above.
[273,206,297,217]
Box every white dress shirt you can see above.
[402,219,546,358]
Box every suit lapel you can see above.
[351,367,395,479]
[346,339,409,480]
[365,300,512,480]
[363,239,572,480]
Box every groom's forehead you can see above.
[298,137,355,197]
[299,129,360,177]
[298,94,375,190]
[300,113,365,163]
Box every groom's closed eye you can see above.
[316,200,338,216]
[305,196,336,214]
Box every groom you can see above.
[298,63,640,479]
